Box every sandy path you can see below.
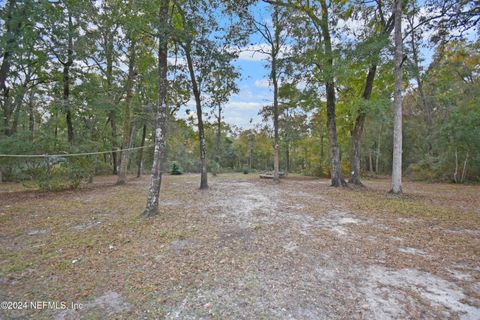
[163,179,480,320]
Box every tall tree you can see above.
[253,6,285,182]
[117,37,137,184]
[42,0,93,144]
[348,2,394,186]
[175,0,241,189]
[90,0,123,174]
[143,0,170,217]
[183,42,208,189]
[391,0,404,193]
[266,0,347,186]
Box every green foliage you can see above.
[36,157,94,191]
[170,161,183,175]
[209,161,220,175]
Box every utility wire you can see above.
[0,145,153,158]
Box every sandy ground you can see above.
[0,173,479,319]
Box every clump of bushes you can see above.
[210,161,220,176]
[37,157,94,191]
[170,161,183,175]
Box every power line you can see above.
[0,145,153,158]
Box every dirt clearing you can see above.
[1,174,479,319]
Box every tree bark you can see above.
[272,8,281,182]
[117,125,136,184]
[285,142,290,174]
[391,0,403,194]
[453,148,458,183]
[137,123,146,177]
[375,126,382,174]
[185,45,208,189]
[106,30,118,174]
[10,82,28,135]
[215,104,222,163]
[117,39,136,185]
[248,134,254,170]
[1,0,24,136]
[143,0,169,217]
[64,11,75,144]
[319,1,345,187]
[349,65,377,185]
[369,150,373,173]
[28,90,34,136]
[461,151,468,183]
[0,0,21,96]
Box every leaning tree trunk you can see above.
[349,65,377,185]
[391,0,403,194]
[185,45,208,189]
[117,39,136,185]
[143,0,169,217]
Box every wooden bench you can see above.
[260,171,285,179]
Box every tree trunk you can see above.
[349,65,377,185]
[117,39,136,185]
[28,90,34,136]
[369,150,373,173]
[10,83,28,135]
[248,134,254,170]
[326,82,344,187]
[320,133,324,158]
[285,143,290,174]
[461,151,468,183]
[391,0,403,194]
[271,8,281,182]
[408,13,433,132]
[453,148,458,183]
[185,46,208,189]
[319,3,345,187]
[110,116,118,174]
[143,0,169,217]
[64,12,75,144]
[117,125,136,184]
[215,104,222,163]
[0,0,21,96]
[106,30,118,175]
[212,104,222,177]
[375,127,381,174]
[137,123,146,177]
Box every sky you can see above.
[179,45,274,132]
[180,1,479,131]
[178,1,447,131]
[179,2,275,130]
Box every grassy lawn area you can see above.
[1,173,479,319]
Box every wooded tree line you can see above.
[0,0,478,214]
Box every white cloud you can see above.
[237,44,271,61]
[226,101,264,111]
[255,79,271,88]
